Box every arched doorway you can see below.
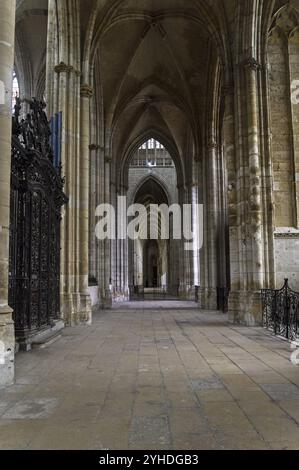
[144,240,159,288]
[130,174,171,292]
[126,138,180,300]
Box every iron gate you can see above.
[8,98,67,347]
[261,279,299,341]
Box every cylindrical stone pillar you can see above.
[103,157,112,308]
[245,59,264,292]
[0,0,16,387]
[78,84,93,323]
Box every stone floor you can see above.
[1,305,299,450]
[113,301,199,310]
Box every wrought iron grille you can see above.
[9,98,67,345]
[261,279,299,341]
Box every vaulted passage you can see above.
[127,139,179,298]
[0,0,299,452]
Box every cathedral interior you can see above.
[0,0,299,451]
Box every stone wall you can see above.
[0,314,14,386]
[267,8,299,295]
[268,28,296,228]
[274,230,299,291]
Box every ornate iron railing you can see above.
[9,98,67,348]
[261,279,299,341]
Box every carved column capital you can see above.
[54,62,73,74]
[241,57,262,71]
[89,144,101,151]
[206,140,218,150]
[80,84,93,98]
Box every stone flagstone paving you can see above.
[0,307,299,450]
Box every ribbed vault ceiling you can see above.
[15,0,48,97]
[15,0,293,172]
[92,0,224,169]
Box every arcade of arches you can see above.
[0,0,299,450]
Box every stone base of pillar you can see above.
[178,285,186,300]
[112,288,129,303]
[199,288,218,310]
[102,290,113,309]
[178,284,196,301]
[61,292,92,326]
[78,293,92,325]
[0,307,15,388]
[87,285,102,315]
[15,320,65,352]
[228,290,262,326]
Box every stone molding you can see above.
[274,231,299,239]
[0,305,13,316]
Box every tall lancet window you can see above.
[130,139,174,168]
[12,71,19,111]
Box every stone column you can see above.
[110,180,117,298]
[178,186,191,299]
[0,0,16,387]
[49,63,92,325]
[222,86,236,267]
[243,58,264,324]
[89,144,98,280]
[208,141,219,309]
[245,59,263,291]
[229,57,264,325]
[79,84,93,323]
[103,156,112,308]
[222,84,240,318]
[89,143,101,310]
[96,146,106,303]
[200,142,219,310]
[116,185,128,300]
[191,184,200,288]
[289,31,299,228]
[54,62,77,324]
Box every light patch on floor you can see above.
[2,399,60,420]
